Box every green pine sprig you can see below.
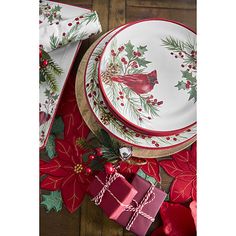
[40,49,63,93]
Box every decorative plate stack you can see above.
[76,19,197,158]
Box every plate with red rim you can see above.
[84,22,197,150]
[98,19,197,136]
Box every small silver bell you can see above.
[119,147,132,161]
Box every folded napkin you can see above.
[39,2,102,52]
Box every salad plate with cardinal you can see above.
[84,24,196,150]
[98,19,197,136]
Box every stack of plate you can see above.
[76,19,197,158]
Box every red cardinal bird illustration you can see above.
[111,70,158,94]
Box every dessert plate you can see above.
[98,19,197,136]
[84,23,196,149]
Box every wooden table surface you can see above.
[40,1,196,235]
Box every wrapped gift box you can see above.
[116,175,167,236]
[87,171,137,220]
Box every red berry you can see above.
[39,50,42,58]
[76,21,80,25]
[170,52,174,55]
[75,17,79,21]
[188,65,192,69]
[62,32,66,36]
[136,51,141,57]
[88,154,95,160]
[154,99,157,103]
[166,137,170,140]
[148,117,151,120]
[149,95,153,99]
[173,137,177,141]
[95,57,98,61]
[157,101,163,105]
[187,129,191,132]
[121,57,125,62]
[80,16,84,18]
[186,83,190,89]
[118,47,124,52]
[121,103,124,106]
[42,59,48,67]
[138,108,142,112]
[119,91,123,95]
[135,133,140,137]
[100,101,104,105]
[133,52,137,56]
[181,64,185,67]
[104,162,115,175]
[85,167,92,175]
[139,117,142,121]
[95,148,103,157]
[111,49,115,53]
[120,96,124,99]
[155,143,159,147]
[124,61,127,64]
[68,23,72,26]
[88,93,92,98]
[135,65,138,68]
[187,80,191,85]
[152,140,156,144]
[175,55,178,58]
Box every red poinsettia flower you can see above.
[40,139,92,213]
[160,142,197,203]
[151,202,196,236]
[119,158,161,182]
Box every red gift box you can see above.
[87,171,137,220]
[116,175,167,236]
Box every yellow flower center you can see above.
[74,164,83,174]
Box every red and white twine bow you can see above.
[125,184,156,231]
[91,172,127,206]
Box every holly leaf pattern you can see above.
[136,57,151,68]
[137,45,148,56]
[159,143,196,203]
[188,85,197,102]
[182,70,196,84]
[51,116,64,135]
[175,81,186,90]
[41,191,63,212]
[46,135,56,159]
[125,40,135,60]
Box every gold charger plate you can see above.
[75,36,196,158]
